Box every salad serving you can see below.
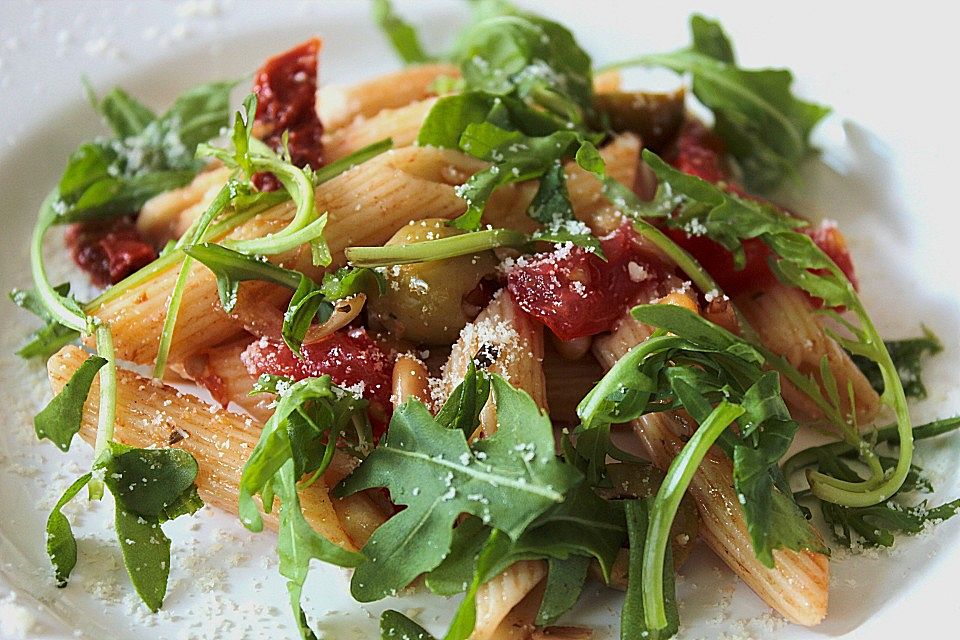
[8,1,959,638]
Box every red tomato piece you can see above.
[241,328,394,438]
[251,38,325,191]
[64,217,157,287]
[506,224,661,340]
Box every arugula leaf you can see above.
[638,149,917,509]
[380,610,437,640]
[34,355,107,452]
[85,83,156,138]
[607,15,829,191]
[536,556,590,626]
[100,443,203,612]
[337,376,580,602]
[372,0,435,64]
[850,327,943,399]
[813,453,960,548]
[238,375,367,639]
[45,473,92,586]
[56,80,234,222]
[457,14,593,124]
[435,359,490,436]
[9,284,82,359]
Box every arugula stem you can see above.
[30,191,91,334]
[782,416,960,479]
[345,228,529,267]
[152,184,233,377]
[230,156,321,258]
[804,272,914,507]
[89,322,116,499]
[642,401,744,631]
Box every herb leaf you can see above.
[608,15,829,191]
[101,443,204,612]
[380,610,437,640]
[238,375,367,638]
[10,284,82,359]
[535,555,590,626]
[34,355,106,452]
[621,499,678,640]
[372,0,435,64]
[45,473,92,586]
[435,359,490,437]
[337,376,580,602]
[56,81,234,222]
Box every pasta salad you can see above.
[10,1,958,638]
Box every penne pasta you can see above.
[441,289,547,436]
[47,344,359,551]
[324,97,437,161]
[736,283,881,426]
[318,63,459,130]
[473,562,548,640]
[90,146,492,368]
[593,312,830,627]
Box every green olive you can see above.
[367,219,498,345]
[592,462,700,589]
[593,89,685,153]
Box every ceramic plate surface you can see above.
[0,1,958,638]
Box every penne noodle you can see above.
[441,289,547,436]
[91,146,506,368]
[47,345,359,551]
[324,97,437,161]
[736,282,880,426]
[318,63,459,130]
[138,165,232,245]
[593,312,830,627]
[471,560,548,640]
[175,335,271,421]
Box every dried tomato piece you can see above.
[241,328,394,438]
[64,217,157,287]
[251,38,325,191]
[506,224,661,340]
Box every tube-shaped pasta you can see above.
[324,97,437,161]
[47,344,360,551]
[472,561,548,640]
[735,283,880,426]
[592,313,830,626]
[91,146,491,367]
[138,165,232,245]
[441,289,547,436]
[318,63,459,130]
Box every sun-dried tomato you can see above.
[251,38,325,192]
[64,217,157,287]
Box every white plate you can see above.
[1,1,958,638]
